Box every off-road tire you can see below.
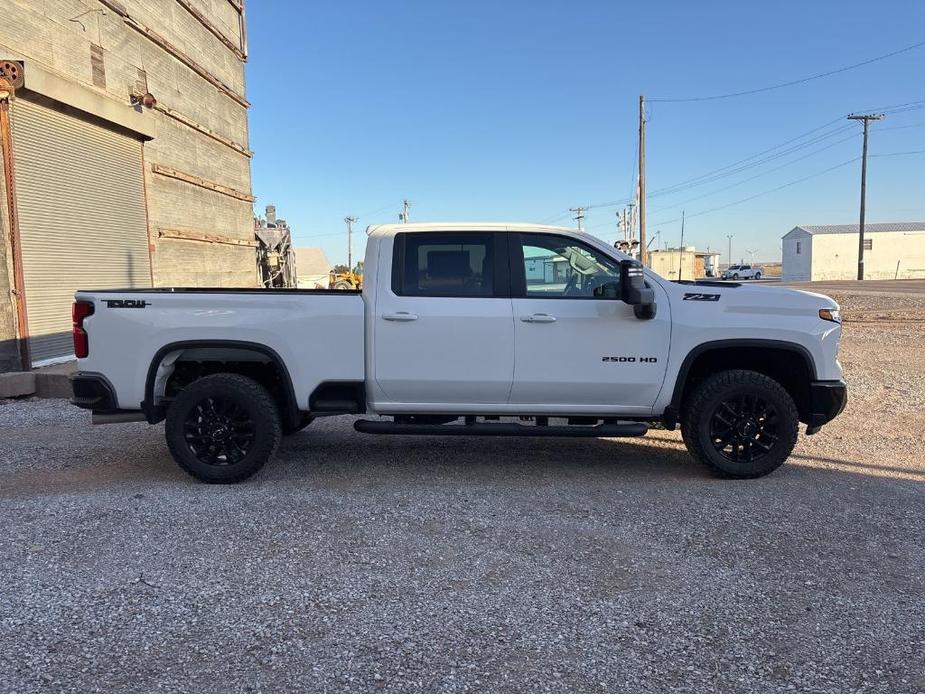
[681,369,799,479]
[283,413,314,436]
[165,373,281,484]
[754,272,762,280]
[732,273,739,280]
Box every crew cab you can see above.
[70,223,846,483]
[722,264,763,280]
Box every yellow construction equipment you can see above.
[329,270,362,290]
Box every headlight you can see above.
[819,308,841,323]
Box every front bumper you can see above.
[806,380,848,429]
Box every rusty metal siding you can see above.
[11,98,151,365]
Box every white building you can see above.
[782,223,925,281]
[294,247,332,289]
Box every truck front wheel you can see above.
[165,373,282,483]
[681,370,799,479]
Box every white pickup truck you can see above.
[722,264,763,280]
[70,223,846,483]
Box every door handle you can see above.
[383,312,419,322]
[520,313,557,323]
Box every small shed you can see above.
[782,223,925,281]
[649,248,722,280]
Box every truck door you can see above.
[508,233,670,413]
[372,232,514,406]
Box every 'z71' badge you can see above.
[683,293,720,302]
[103,299,151,308]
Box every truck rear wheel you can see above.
[165,373,281,483]
[681,369,798,479]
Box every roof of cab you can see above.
[365,222,575,236]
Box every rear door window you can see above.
[392,233,500,297]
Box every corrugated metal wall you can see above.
[11,98,151,365]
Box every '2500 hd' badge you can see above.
[103,299,151,308]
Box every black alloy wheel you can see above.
[708,392,779,464]
[183,396,256,466]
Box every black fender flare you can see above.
[668,338,818,414]
[142,340,300,427]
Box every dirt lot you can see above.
[1,283,923,693]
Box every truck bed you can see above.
[74,287,366,413]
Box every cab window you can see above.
[516,234,621,298]
[392,232,497,297]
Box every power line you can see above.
[867,98,925,114]
[538,209,573,225]
[538,99,925,228]
[649,157,860,226]
[649,39,925,103]
[577,120,854,213]
[647,131,860,214]
[870,149,925,157]
[356,202,394,219]
[637,101,924,204]
[876,121,925,132]
[582,148,924,232]
[648,125,855,199]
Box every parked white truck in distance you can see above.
[71,223,846,483]
[722,264,763,280]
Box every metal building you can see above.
[0,1,254,371]
[782,223,925,282]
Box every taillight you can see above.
[72,301,94,358]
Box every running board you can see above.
[354,420,649,437]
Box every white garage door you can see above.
[11,98,152,365]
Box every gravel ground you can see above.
[2,291,924,693]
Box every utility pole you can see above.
[726,234,734,269]
[847,113,884,280]
[400,199,411,224]
[678,210,685,281]
[569,206,586,232]
[638,95,647,266]
[344,216,357,270]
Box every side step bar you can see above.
[354,419,649,437]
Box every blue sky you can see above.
[246,1,925,266]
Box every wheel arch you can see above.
[142,340,299,427]
[671,339,817,423]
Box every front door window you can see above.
[520,234,621,298]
